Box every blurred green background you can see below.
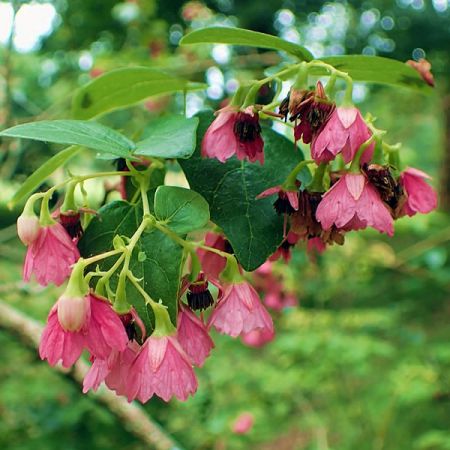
[0,1,449,449]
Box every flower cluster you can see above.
[18,199,274,403]
[202,77,438,253]
[15,56,437,405]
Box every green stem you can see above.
[94,253,126,296]
[308,163,328,192]
[114,218,151,313]
[293,61,309,89]
[82,249,124,266]
[349,136,376,173]
[153,221,194,251]
[61,181,78,213]
[140,183,150,217]
[284,160,315,189]
[39,192,56,226]
[127,273,176,336]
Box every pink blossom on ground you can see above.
[311,107,374,164]
[39,293,128,368]
[201,106,264,164]
[23,222,80,286]
[177,304,214,367]
[125,335,198,403]
[207,281,273,338]
[241,327,275,347]
[316,173,394,236]
[232,412,255,434]
[257,185,299,211]
[399,167,438,216]
[197,232,228,280]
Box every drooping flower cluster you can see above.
[14,54,438,407]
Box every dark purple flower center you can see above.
[233,112,262,142]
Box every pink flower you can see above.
[307,237,326,254]
[316,173,394,236]
[399,167,437,216]
[269,231,300,262]
[201,106,264,164]
[83,342,140,394]
[311,107,374,164]
[241,327,275,347]
[23,222,80,286]
[39,293,128,368]
[232,412,254,434]
[177,304,214,367]
[257,186,299,215]
[197,232,229,281]
[125,335,198,402]
[264,290,297,311]
[207,281,273,338]
[17,214,40,245]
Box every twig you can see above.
[0,299,184,450]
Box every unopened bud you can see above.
[17,214,41,245]
[57,294,90,332]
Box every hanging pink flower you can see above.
[315,173,394,235]
[307,237,327,255]
[83,342,140,394]
[23,222,80,286]
[39,293,128,368]
[125,335,198,402]
[269,231,301,262]
[241,327,275,347]
[197,232,229,281]
[177,304,214,367]
[201,106,264,164]
[207,281,273,338]
[399,167,438,216]
[311,107,374,164]
[232,412,255,434]
[257,185,299,215]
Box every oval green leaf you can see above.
[154,186,210,234]
[135,116,199,159]
[317,55,432,92]
[0,120,135,157]
[72,67,203,119]
[180,27,313,61]
[179,111,305,271]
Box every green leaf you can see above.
[8,146,81,208]
[317,55,432,92]
[154,185,210,234]
[0,120,135,157]
[78,200,184,333]
[72,67,204,119]
[135,116,199,159]
[180,27,313,61]
[179,111,304,271]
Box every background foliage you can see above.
[0,1,449,449]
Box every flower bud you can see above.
[57,294,90,332]
[17,214,41,245]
